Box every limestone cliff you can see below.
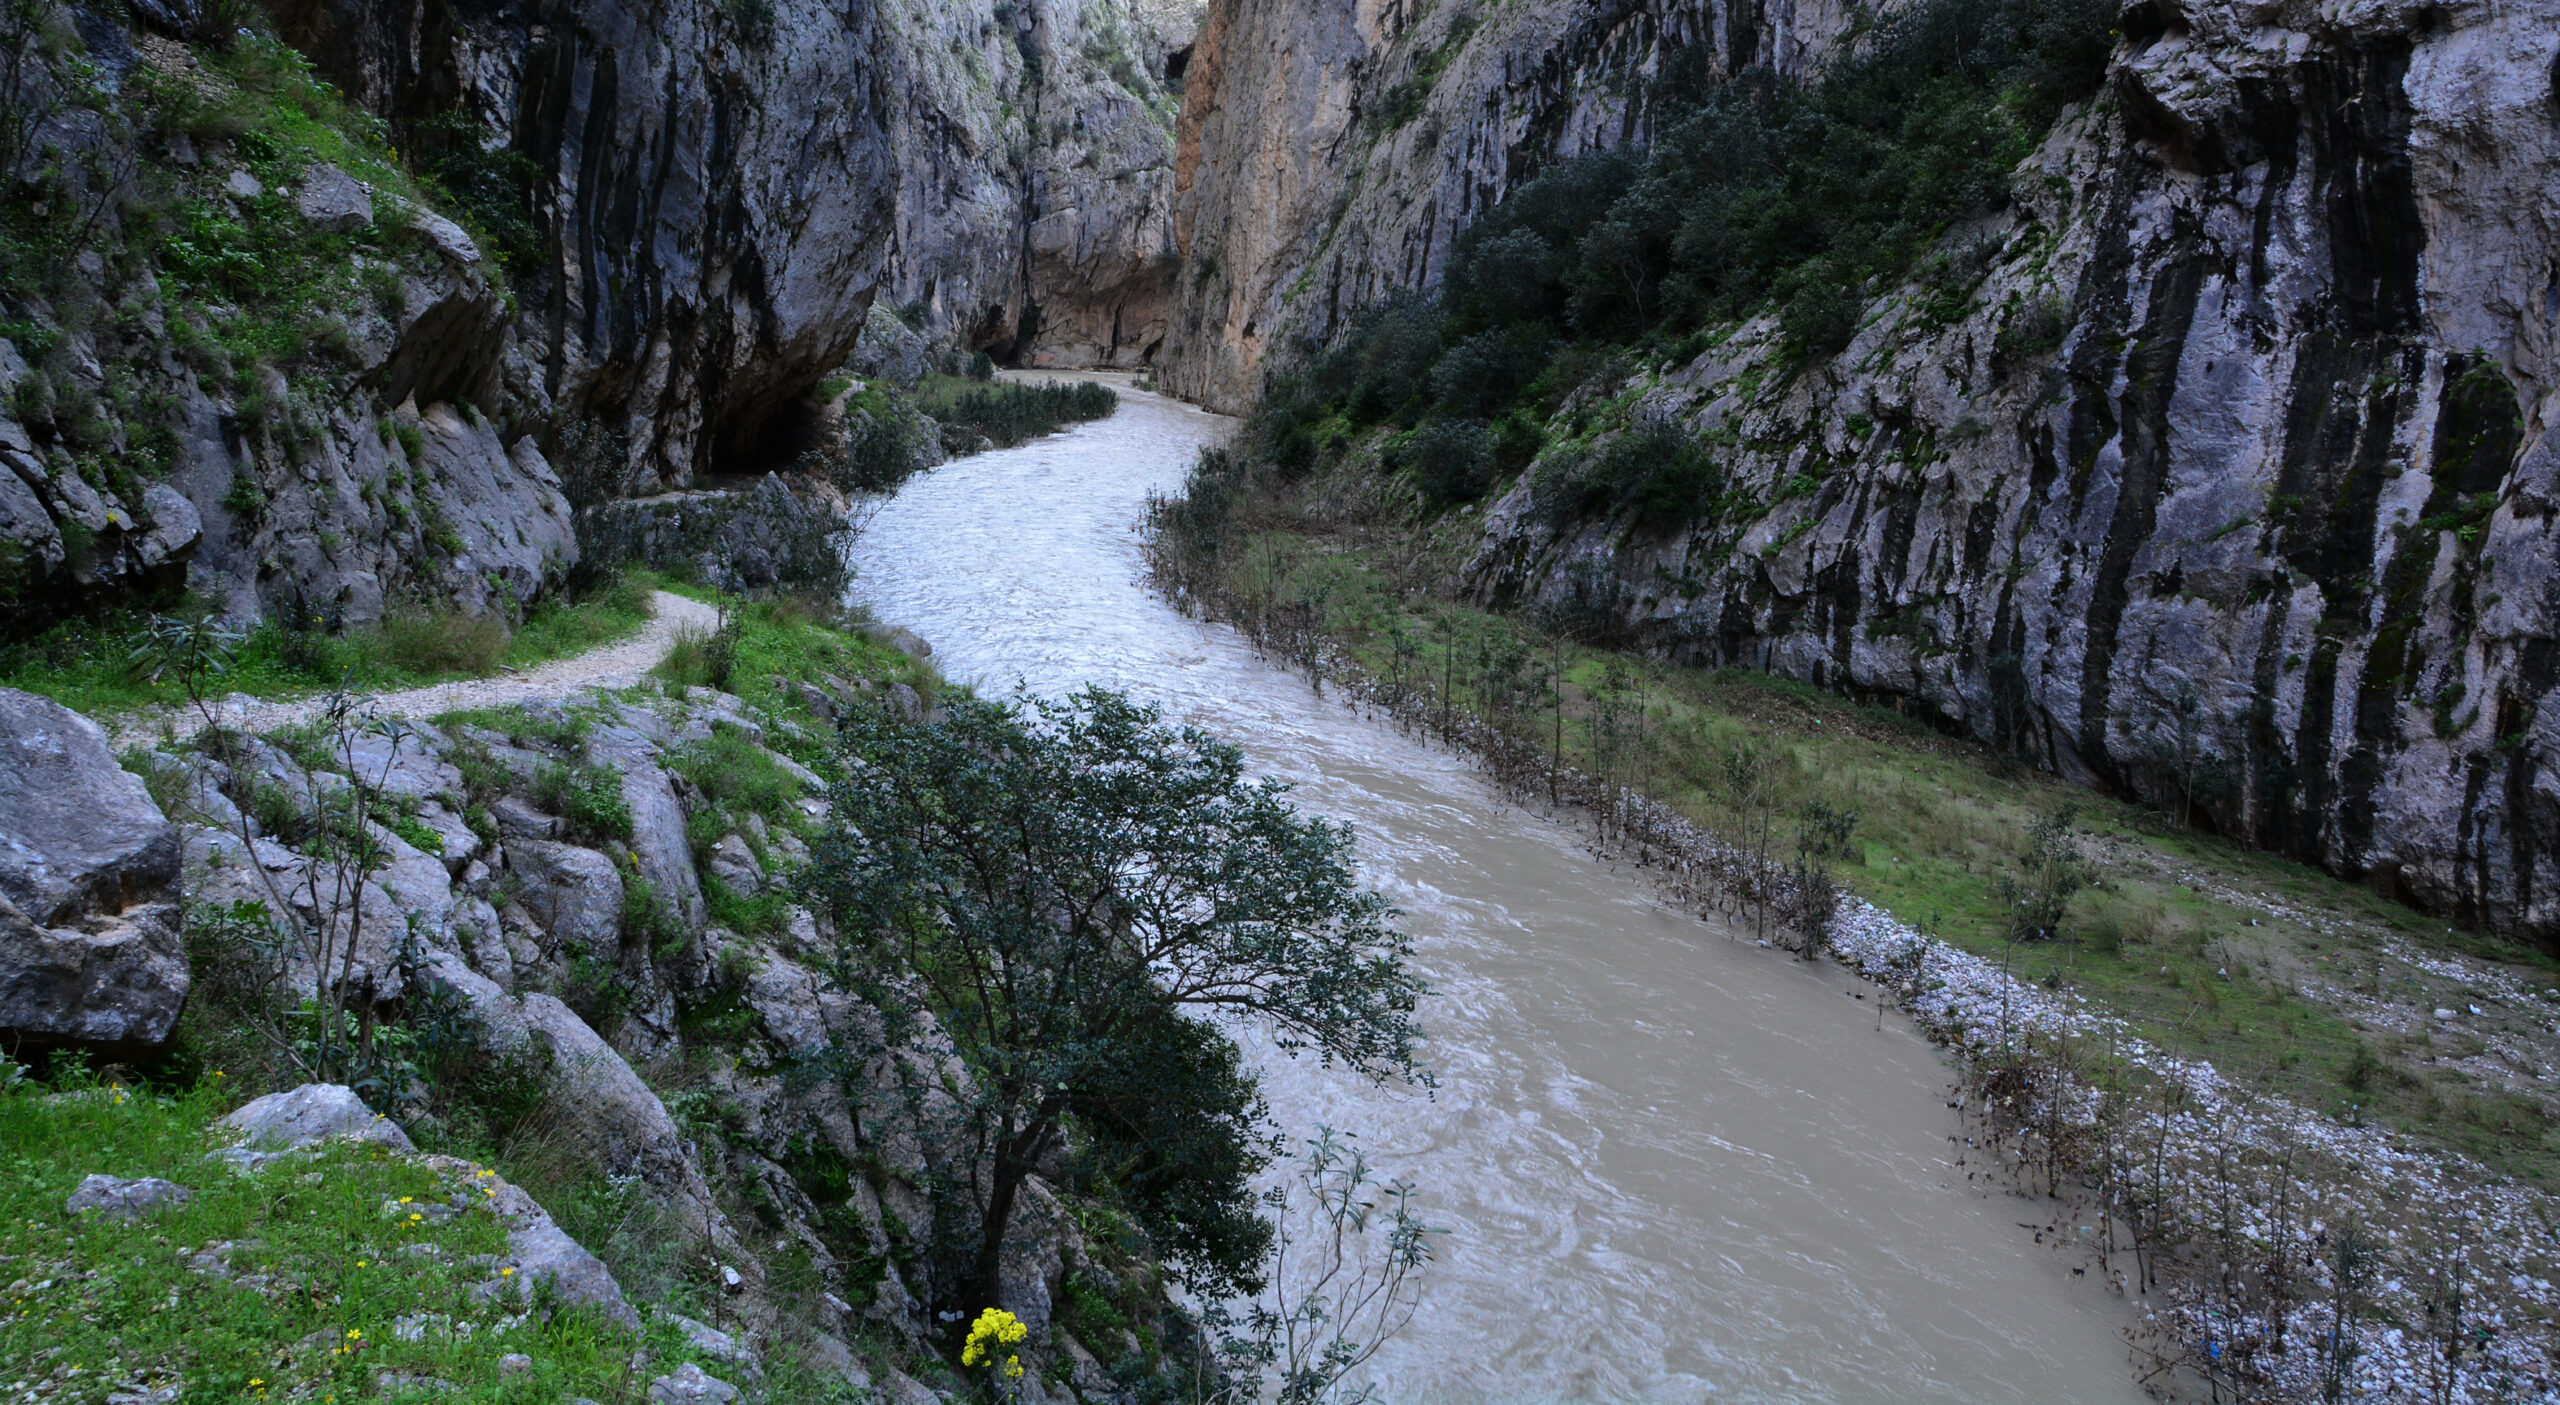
[1164,0,1855,412]
[1170,0,2560,945]
[279,0,1199,484]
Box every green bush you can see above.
[530,761,632,844]
[914,375,1119,449]
[1386,418,1496,507]
[1533,420,1724,531]
[379,604,510,677]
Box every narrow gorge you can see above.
[3,0,2560,1401]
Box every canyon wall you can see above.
[1170,0,2560,944]
[1164,0,1856,411]
[0,0,1198,634]
[278,0,1199,484]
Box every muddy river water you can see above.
[847,377,2145,1403]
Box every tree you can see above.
[1791,801,1857,960]
[803,687,1428,1311]
[1995,806,2087,943]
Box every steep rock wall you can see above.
[279,0,1199,486]
[0,16,574,628]
[1163,0,1856,411]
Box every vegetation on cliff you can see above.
[1250,0,2116,513]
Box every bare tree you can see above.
[1224,1127,1437,1405]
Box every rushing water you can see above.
[847,377,2144,1403]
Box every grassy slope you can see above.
[1200,507,2560,1191]
[0,581,656,719]
[0,1070,716,1403]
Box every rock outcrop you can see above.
[0,689,188,1056]
[0,18,576,629]
[125,679,1159,1394]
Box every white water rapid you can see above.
[847,376,2145,1404]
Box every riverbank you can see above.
[1140,447,2560,1400]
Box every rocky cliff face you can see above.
[1172,0,2560,945]
[0,15,575,628]
[279,0,1198,485]
[1163,0,1855,411]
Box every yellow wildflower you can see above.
[960,1307,1029,1370]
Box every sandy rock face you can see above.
[0,689,188,1056]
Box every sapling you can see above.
[130,611,247,737]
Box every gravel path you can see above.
[110,590,719,747]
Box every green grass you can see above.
[1188,517,2560,1190]
[0,1066,714,1403]
[637,574,936,767]
[0,579,653,721]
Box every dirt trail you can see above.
[110,590,719,747]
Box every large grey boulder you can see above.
[0,689,177,925]
[585,724,703,932]
[294,163,373,233]
[0,689,188,1055]
[486,1179,641,1328]
[413,953,735,1250]
[219,1083,416,1155]
[847,303,933,389]
[0,898,190,1055]
[67,1173,192,1221]
[505,840,623,951]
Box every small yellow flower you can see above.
[398,1197,413,1204]
[347,1329,362,1340]
[248,1380,263,1388]
[500,1266,515,1277]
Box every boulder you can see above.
[294,163,373,233]
[585,724,703,930]
[490,796,561,842]
[0,688,178,925]
[0,689,187,1055]
[0,895,189,1055]
[66,1173,192,1220]
[657,1312,761,1379]
[644,1364,738,1405]
[414,953,732,1247]
[219,1083,416,1155]
[492,1195,640,1327]
[505,840,623,950]
[706,834,763,897]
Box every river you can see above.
[847,377,2146,1403]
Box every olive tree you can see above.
[803,686,1427,1311]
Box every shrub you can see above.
[914,375,1119,449]
[1533,420,1722,531]
[1431,327,1549,420]
[1386,419,1496,507]
[530,761,632,844]
[380,604,509,676]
